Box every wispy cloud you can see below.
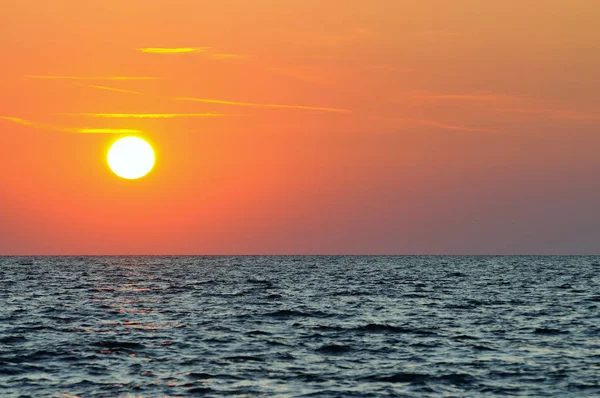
[0,116,143,134]
[409,93,525,102]
[412,119,503,134]
[396,92,543,108]
[71,128,144,134]
[85,85,142,95]
[547,109,600,121]
[138,47,210,54]
[24,75,160,81]
[373,116,503,134]
[494,107,600,121]
[0,116,40,129]
[404,91,600,122]
[174,97,351,113]
[33,72,348,114]
[137,46,246,59]
[81,84,345,114]
[64,113,226,119]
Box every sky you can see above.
[1,0,599,255]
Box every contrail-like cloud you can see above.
[24,75,160,81]
[137,47,246,59]
[0,116,142,134]
[410,93,519,102]
[373,116,503,134]
[174,97,351,113]
[0,116,38,127]
[405,92,600,122]
[413,119,502,134]
[86,85,143,95]
[74,78,350,114]
[494,107,600,121]
[138,47,210,54]
[64,113,226,119]
[74,128,143,134]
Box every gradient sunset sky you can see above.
[1,1,599,254]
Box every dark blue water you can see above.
[1,256,599,397]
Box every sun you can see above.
[107,136,155,179]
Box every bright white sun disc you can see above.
[107,137,155,179]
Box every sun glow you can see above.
[107,137,155,179]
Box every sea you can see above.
[1,256,599,397]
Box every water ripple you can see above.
[0,255,599,396]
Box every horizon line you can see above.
[1,254,597,257]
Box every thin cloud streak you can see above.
[24,75,160,81]
[0,116,39,129]
[64,113,226,119]
[138,47,210,54]
[494,107,600,121]
[44,76,348,114]
[137,47,245,59]
[174,97,351,113]
[413,119,503,134]
[0,116,142,134]
[373,116,503,134]
[410,93,524,102]
[405,92,600,122]
[86,85,142,95]
[74,128,143,134]
[399,92,541,106]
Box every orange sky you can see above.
[1,0,599,254]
